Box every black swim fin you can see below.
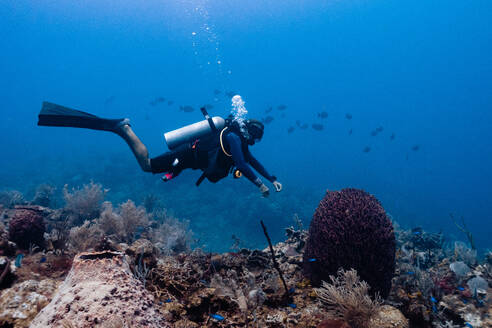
[38,101,126,132]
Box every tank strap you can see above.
[200,107,217,132]
[219,127,232,157]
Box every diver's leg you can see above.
[149,145,193,177]
[115,123,152,172]
[38,102,153,172]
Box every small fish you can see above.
[15,254,24,268]
[318,111,328,119]
[204,104,214,110]
[363,146,371,153]
[265,107,273,113]
[464,323,473,328]
[165,298,172,303]
[40,256,47,263]
[458,286,465,291]
[156,97,165,103]
[213,89,221,95]
[376,126,383,133]
[430,296,437,303]
[390,133,395,140]
[167,100,174,106]
[432,304,437,313]
[277,104,287,111]
[180,105,195,112]
[262,116,274,124]
[462,298,468,304]
[370,130,378,137]
[288,287,296,294]
[345,113,352,120]
[199,279,208,284]
[210,314,224,321]
[413,231,421,235]
[411,145,420,151]
[308,258,317,262]
[348,129,353,135]
[287,126,295,134]
[312,124,324,131]
[288,303,297,309]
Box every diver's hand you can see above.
[259,184,270,197]
[272,181,282,192]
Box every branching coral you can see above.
[97,200,149,244]
[68,220,103,252]
[119,200,149,241]
[150,210,193,255]
[63,182,106,225]
[0,190,25,208]
[452,241,477,266]
[315,268,382,328]
[32,184,55,207]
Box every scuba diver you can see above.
[37,98,282,197]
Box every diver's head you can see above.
[244,119,264,145]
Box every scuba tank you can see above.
[164,107,225,150]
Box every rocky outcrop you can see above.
[0,279,60,327]
[30,250,169,328]
[369,305,409,328]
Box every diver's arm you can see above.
[225,133,264,188]
[244,148,277,183]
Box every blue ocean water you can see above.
[1,0,491,252]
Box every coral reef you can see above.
[388,223,491,327]
[303,188,396,297]
[0,183,489,328]
[30,251,170,328]
[8,206,46,250]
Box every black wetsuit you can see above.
[150,130,275,186]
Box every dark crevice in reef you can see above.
[78,251,121,260]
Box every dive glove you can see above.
[272,180,282,192]
[259,184,270,197]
